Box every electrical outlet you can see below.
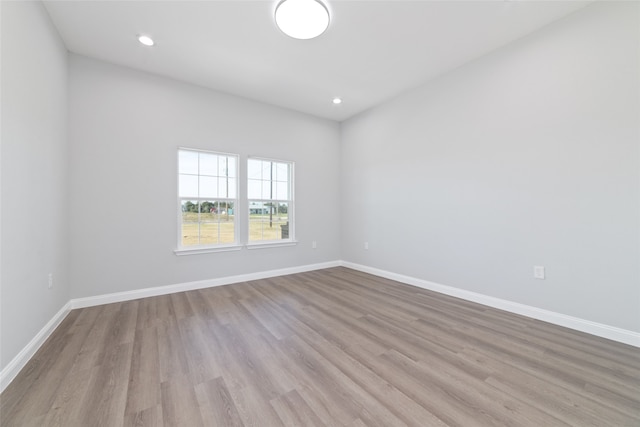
[364,242,369,250]
[534,266,545,280]
[312,240,317,249]
[48,273,53,289]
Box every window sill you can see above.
[174,245,243,256]
[246,241,298,250]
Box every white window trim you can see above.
[174,245,243,256]
[176,147,240,252]
[246,241,298,250]
[247,156,295,244]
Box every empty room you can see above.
[1,0,639,425]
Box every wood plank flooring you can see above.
[1,267,639,426]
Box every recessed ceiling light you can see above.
[275,0,330,40]
[137,35,154,47]
[332,97,342,105]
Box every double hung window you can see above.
[176,150,294,253]
[247,158,294,243]
[178,148,238,249]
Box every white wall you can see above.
[68,55,341,299]
[341,2,640,332]
[1,1,70,371]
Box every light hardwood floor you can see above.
[1,267,639,426]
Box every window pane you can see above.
[200,153,218,176]
[248,200,289,242]
[199,176,218,198]
[181,200,200,218]
[248,179,261,199]
[276,163,288,182]
[277,202,289,218]
[179,150,198,174]
[275,181,288,200]
[181,200,199,246]
[200,200,216,220]
[274,201,289,240]
[249,201,266,216]
[249,218,263,242]
[228,178,237,199]
[227,157,237,178]
[219,156,230,178]
[179,174,198,198]
[261,161,272,180]
[274,219,288,240]
[248,159,261,180]
[218,177,228,198]
[257,215,280,241]
[262,181,271,200]
[200,222,219,245]
[181,222,200,246]
[219,208,235,244]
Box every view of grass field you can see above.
[181,212,289,246]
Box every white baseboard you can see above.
[70,260,341,309]
[0,260,339,393]
[3,258,637,394]
[0,301,72,392]
[341,261,640,348]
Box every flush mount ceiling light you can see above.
[275,0,330,40]
[137,34,154,47]
[332,97,342,105]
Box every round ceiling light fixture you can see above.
[137,34,155,47]
[275,0,330,40]
[332,97,342,105]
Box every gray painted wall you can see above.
[341,2,640,332]
[1,1,70,371]
[68,55,342,299]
